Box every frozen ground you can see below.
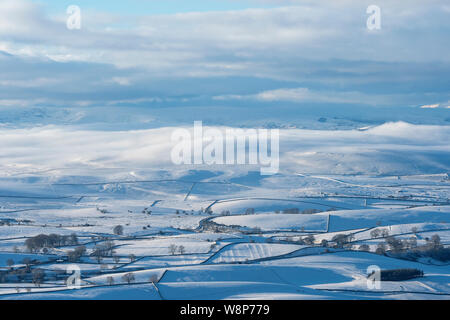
[0,122,448,300]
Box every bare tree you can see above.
[68,245,86,262]
[22,258,32,271]
[113,225,124,236]
[169,244,177,255]
[178,245,185,255]
[429,234,442,250]
[91,248,103,263]
[408,236,418,249]
[6,259,14,270]
[245,208,255,215]
[70,233,79,245]
[386,236,404,253]
[370,229,381,239]
[303,235,315,245]
[381,229,390,238]
[107,276,114,286]
[32,269,45,287]
[358,244,370,251]
[376,242,386,255]
[149,274,158,283]
[122,273,135,284]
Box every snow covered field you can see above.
[0,122,448,300]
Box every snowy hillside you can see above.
[0,139,448,299]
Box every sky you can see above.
[0,0,449,115]
[39,0,276,15]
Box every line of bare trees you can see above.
[25,233,79,253]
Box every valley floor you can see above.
[0,170,448,300]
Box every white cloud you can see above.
[213,87,411,106]
[111,77,131,86]
[0,122,448,176]
[0,0,449,75]
[0,78,59,88]
[0,0,448,110]
[420,104,440,109]
[256,88,310,102]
